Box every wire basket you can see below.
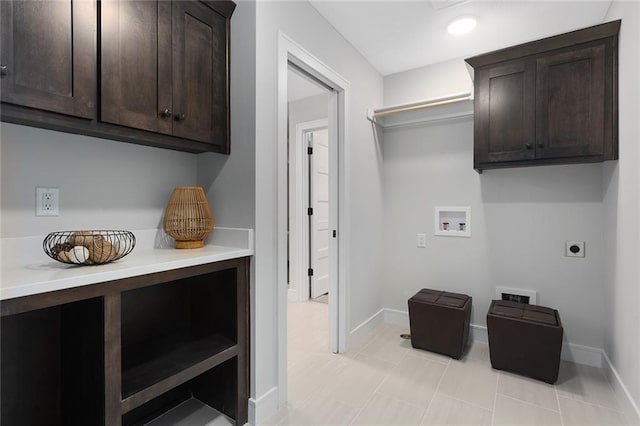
[43,230,136,265]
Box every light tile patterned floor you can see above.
[264,300,636,426]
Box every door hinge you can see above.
[307,132,313,155]
[332,230,337,238]
[308,268,314,276]
[308,207,313,215]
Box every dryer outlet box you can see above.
[566,241,585,258]
[495,287,537,305]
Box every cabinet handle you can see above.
[525,143,533,150]
[0,65,7,77]
[537,143,545,148]
[175,113,186,121]
[160,108,172,118]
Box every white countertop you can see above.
[0,227,253,301]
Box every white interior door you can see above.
[310,128,330,299]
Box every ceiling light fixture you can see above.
[447,16,477,35]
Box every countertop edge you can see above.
[1,245,253,301]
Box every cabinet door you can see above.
[100,0,173,135]
[475,61,536,166]
[172,1,229,151]
[536,44,607,159]
[0,0,96,119]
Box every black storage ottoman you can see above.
[487,300,563,384]
[408,289,472,359]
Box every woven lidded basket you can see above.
[163,186,214,249]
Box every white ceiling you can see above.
[309,0,612,76]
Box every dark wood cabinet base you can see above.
[1,298,105,425]
[1,257,250,425]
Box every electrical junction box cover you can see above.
[566,241,585,258]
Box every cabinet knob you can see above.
[525,143,533,150]
[0,65,7,77]
[175,113,186,121]
[160,108,172,118]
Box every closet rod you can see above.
[367,92,471,122]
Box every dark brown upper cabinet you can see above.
[0,0,235,154]
[0,0,96,119]
[100,1,173,135]
[474,61,536,165]
[466,20,620,173]
[172,1,229,147]
[101,0,234,153]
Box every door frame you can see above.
[289,119,329,303]
[276,31,350,405]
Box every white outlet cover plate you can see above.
[565,241,585,258]
[36,187,59,216]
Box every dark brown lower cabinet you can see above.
[1,298,105,425]
[0,257,249,426]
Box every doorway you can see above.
[277,32,351,406]
[308,126,330,301]
[287,81,330,303]
[287,66,330,306]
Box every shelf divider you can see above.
[121,336,237,414]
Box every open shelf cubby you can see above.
[1,257,249,426]
[121,269,238,408]
[0,297,104,426]
[122,357,239,426]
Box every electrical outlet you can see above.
[565,241,585,258]
[36,187,59,216]
[416,233,426,248]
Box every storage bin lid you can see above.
[489,300,559,326]
[411,289,470,308]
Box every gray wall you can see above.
[0,123,197,238]
[382,118,606,348]
[0,1,258,240]
[603,0,640,416]
[198,0,256,230]
[383,58,472,106]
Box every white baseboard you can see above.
[560,342,603,368]
[383,308,409,327]
[471,324,488,343]
[248,386,278,426]
[348,308,385,352]
[381,310,489,345]
[381,309,489,341]
[470,323,603,368]
[602,351,640,424]
[351,308,604,368]
[287,288,298,302]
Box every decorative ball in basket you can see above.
[43,230,136,265]
[163,186,214,249]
